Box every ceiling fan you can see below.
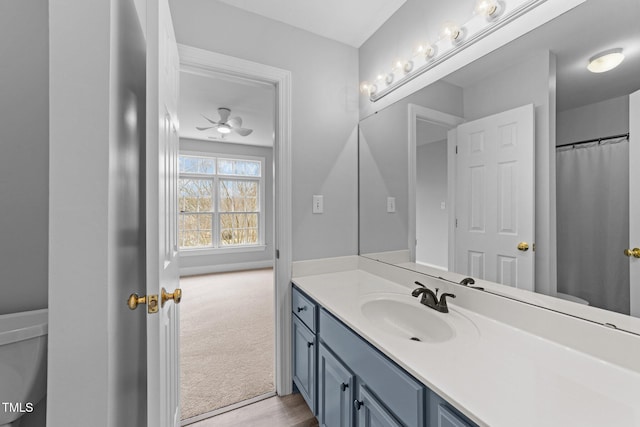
[196,107,253,137]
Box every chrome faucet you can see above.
[411,281,456,313]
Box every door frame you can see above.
[408,104,464,266]
[178,44,293,395]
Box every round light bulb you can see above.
[475,0,502,18]
[359,81,377,96]
[587,48,625,73]
[217,124,231,134]
[441,21,463,43]
[413,42,436,60]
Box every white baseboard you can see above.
[180,260,274,277]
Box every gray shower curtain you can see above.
[556,137,630,314]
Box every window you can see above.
[178,154,264,251]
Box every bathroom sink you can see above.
[360,293,476,343]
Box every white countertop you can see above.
[293,269,640,427]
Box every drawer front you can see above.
[319,309,425,427]
[292,286,317,332]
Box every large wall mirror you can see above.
[359,0,640,332]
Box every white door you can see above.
[146,0,181,425]
[630,90,640,316]
[455,104,535,290]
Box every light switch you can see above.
[313,195,324,214]
[387,197,396,213]
[441,201,446,210]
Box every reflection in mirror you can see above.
[359,0,640,326]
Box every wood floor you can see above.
[188,394,318,427]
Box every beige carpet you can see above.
[180,268,275,420]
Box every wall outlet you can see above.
[313,195,324,214]
[387,197,396,213]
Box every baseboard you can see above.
[180,260,274,277]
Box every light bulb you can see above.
[392,59,414,74]
[441,21,464,43]
[376,72,393,86]
[359,81,377,96]
[413,42,436,60]
[217,124,231,134]
[475,0,503,19]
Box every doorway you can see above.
[176,45,293,424]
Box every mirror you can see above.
[359,0,640,331]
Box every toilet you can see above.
[0,309,48,427]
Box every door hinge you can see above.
[455,218,458,227]
[276,249,280,259]
[455,145,458,154]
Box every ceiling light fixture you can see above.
[217,124,231,134]
[587,48,625,73]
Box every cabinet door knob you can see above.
[297,306,307,312]
[340,382,348,392]
[354,400,363,410]
[307,341,314,348]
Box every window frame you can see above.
[178,150,266,255]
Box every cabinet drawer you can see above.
[319,309,425,427]
[292,286,317,332]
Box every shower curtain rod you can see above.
[556,132,630,148]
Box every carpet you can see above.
[180,268,275,420]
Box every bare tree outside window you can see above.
[178,155,263,250]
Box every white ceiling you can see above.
[216,0,407,47]
[178,71,275,147]
[443,0,640,111]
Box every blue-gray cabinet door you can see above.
[292,315,316,413]
[318,343,354,427]
[355,385,402,427]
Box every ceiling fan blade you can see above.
[218,107,231,123]
[201,114,220,125]
[234,127,253,137]
[196,126,215,131]
[227,116,243,128]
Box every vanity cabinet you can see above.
[292,284,477,427]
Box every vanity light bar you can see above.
[366,0,548,103]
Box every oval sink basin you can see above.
[359,293,478,344]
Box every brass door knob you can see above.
[624,248,640,258]
[517,242,529,252]
[128,293,159,313]
[128,293,146,310]
[161,287,182,307]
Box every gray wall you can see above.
[557,95,629,145]
[169,0,359,261]
[462,50,557,295]
[179,139,274,275]
[49,0,147,425]
[416,139,448,269]
[0,0,49,315]
[359,81,463,254]
[358,0,471,106]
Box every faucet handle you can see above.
[437,293,456,313]
[414,280,426,288]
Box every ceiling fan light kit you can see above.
[197,107,254,137]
